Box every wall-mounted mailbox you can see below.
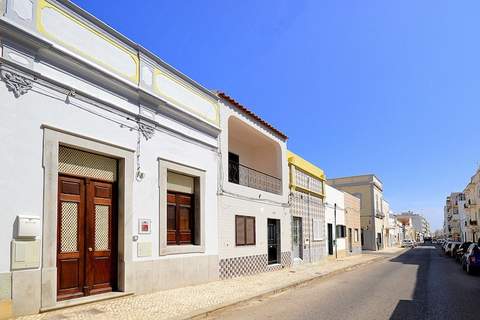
[16,215,40,238]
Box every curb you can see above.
[178,248,408,320]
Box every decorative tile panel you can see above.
[60,201,78,253]
[219,252,292,279]
[59,146,117,182]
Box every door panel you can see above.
[327,223,334,255]
[57,176,85,301]
[268,219,280,264]
[87,180,115,295]
[292,217,302,259]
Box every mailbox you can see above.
[16,215,40,238]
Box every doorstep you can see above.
[40,292,134,313]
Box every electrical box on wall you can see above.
[11,240,40,270]
[16,215,40,238]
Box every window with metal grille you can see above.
[236,215,255,246]
[336,225,347,238]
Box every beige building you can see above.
[328,174,387,251]
[343,192,362,255]
[444,193,462,241]
[463,170,480,242]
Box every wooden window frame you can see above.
[167,191,195,246]
[235,215,256,246]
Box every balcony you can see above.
[229,161,282,194]
[375,210,385,219]
[227,116,283,195]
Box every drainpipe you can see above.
[334,203,338,259]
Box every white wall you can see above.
[0,79,219,273]
[325,185,346,252]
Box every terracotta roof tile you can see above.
[216,92,288,141]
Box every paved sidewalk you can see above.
[17,247,405,320]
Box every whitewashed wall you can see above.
[0,82,219,272]
[325,185,346,252]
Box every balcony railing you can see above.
[228,160,282,195]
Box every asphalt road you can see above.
[206,245,480,320]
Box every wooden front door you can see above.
[57,175,116,301]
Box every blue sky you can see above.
[72,0,480,230]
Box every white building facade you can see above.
[325,185,347,258]
[0,0,222,316]
[216,93,291,279]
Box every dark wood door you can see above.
[268,219,280,265]
[57,175,116,301]
[57,176,86,301]
[167,192,194,245]
[86,180,116,295]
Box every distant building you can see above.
[343,192,362,255]
[463,170,480,242]
[396,211,431,242]
[444,193,463,241]
[327,174,387,251]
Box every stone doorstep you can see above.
[39,292,134,313]
[183,249,407,320]
[0,299,13,320]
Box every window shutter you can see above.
[246,217,255,245]
[236,216,245,245]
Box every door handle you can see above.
[88,247,93,252]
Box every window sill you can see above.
[160,244,205,256]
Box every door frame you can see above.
[42,126,135,309]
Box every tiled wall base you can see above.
[219,252,292,279]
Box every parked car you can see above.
[455,242,473,262]
[445,242,460,256]
[402,239,415,248]
[443,241,451,252]
[462,243,480,275]
[432,239,438,244]
[450,242,462,258]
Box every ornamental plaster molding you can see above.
[1,69,33,98]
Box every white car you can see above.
[402,239,415,248]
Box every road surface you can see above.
[206,244,480,320]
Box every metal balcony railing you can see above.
[228,160,282,195]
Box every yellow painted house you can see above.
[287,151,327,263]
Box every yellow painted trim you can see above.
[152,67,220,125]
[287,150,326,181]
[36,0,140,84]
